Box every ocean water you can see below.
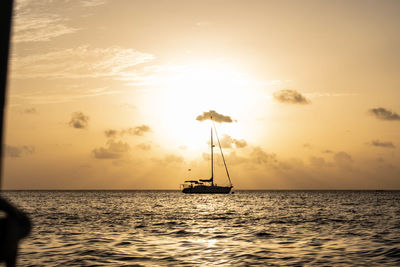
[2,190,400,266]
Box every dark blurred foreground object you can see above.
[0,198,31,267]
[1,1,32,266]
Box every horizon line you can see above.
[1,188,399,191]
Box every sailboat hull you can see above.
[182,185,232,194]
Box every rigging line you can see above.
[210,126,214,185]
[212,122,233,187]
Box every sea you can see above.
[2,190,400,266]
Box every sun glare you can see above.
[152,62,255,154]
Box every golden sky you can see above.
[3,0,400,189]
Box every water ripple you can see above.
[3,190,400,266]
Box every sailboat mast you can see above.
[210,126,214,186]
[213,122,233,188]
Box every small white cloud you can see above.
[69,112,89,129]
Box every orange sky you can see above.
[3,0,400,189]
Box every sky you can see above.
[3,0,400,189]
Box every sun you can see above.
[142,61,260,155]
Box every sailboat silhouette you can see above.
[181,118,233,194]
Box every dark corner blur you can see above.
[1,1,32,266]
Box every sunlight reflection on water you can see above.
[3,190,400,266]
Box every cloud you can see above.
[273,89,310,104]
[220,136,232,148]
[368,107,400,121]
[81,0,108,7]
[14,16,78,43]
[234,139,248,148]
[204,146,276,167]
[104,125,152,139]
[11,87,121,105]
[368,140,395,149]
[122,125,152,136]
[92,140,130,159]
[277,158,304,171]
[196,110,234,123]
[250,147,277,165]
[13,5,79,43]
[224,151,248,166]
[219,134,247,149]
[209,151,248,166]
[92,148,119,159]
[69,112,89,129]
[333,152,353,170]
[321,149,334,154]
[13,0,79,44]
[13,0,109,43]
[4,145,35,158]
[104,129,118,138]
[12,46,154,80]
[136,143,151,151]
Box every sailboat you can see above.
[181,120,233,194]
